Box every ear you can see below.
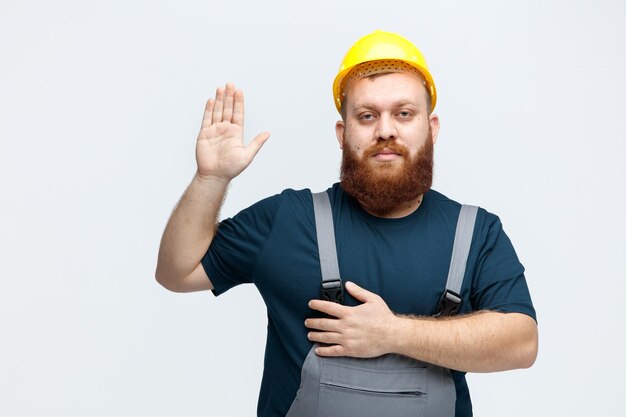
[428,113,440,145]
[335,120,345,150]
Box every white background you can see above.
[1,0,625,415]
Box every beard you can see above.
[340,132,434,216]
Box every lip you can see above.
[373,150,402,161]
[372,150,402,161]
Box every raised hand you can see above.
[196,83,270,183]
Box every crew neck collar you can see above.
[338,184,432,224]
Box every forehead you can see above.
[346,72,428,109]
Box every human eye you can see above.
[359,112,376,121]
[397,109,413,118]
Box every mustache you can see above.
[363,141,408,158]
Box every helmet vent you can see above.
[340,59,427,98]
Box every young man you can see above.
[156,30,537,417]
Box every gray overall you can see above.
[285,191,478,417]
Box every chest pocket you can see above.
[285,191,478,417]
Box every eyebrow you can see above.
[352,100,419,112]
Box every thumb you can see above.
[345,281,375,303]
[245,131,271,159]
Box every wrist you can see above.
[388,314,421,356]
[386,314,409,355]
[193,172,231,188]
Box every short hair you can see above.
[339,60,432,121]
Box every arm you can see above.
[391,309,537,372]
[155,83,270,292]
[305,281,538,373]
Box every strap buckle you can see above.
[322,279,344,304]
[435,289,462,317]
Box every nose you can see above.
[375,113,397,141]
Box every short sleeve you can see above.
[470,214,537,322]
[201,193,282,296]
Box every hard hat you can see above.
[333,30,437,114]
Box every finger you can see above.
[304,318,339,332]
[314,344,345,357]
[309,299,347,318]
[307,331,342,345]
[244,131,271,160]
[211,86,225,124]
[222,83,235,123]
[345,281,376,303]
[201,98,215,128]
[232,89,244,126]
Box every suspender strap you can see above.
[435,204,479,316]
[312,190,478,312]
[312,191,344,303]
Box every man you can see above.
[156,30,538,417]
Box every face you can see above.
[336,71,438,161]
[336,72,440,215]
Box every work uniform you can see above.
[201,184,537,417]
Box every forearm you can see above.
[155,174,228,290]
[155,84,268,291]
[389,311,538,373]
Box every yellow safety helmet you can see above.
[333,30,437,114]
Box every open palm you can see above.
[196,83,270,182]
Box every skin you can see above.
[336,72,440,218]
[156,75,538,373]
[306,73,538,372]
[155,83,269,292]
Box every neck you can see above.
[359,193,424,219]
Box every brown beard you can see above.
[340,133,434,216]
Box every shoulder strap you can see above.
[435,204,479,316]
[312,191,478,312]
[312,191,344,303]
